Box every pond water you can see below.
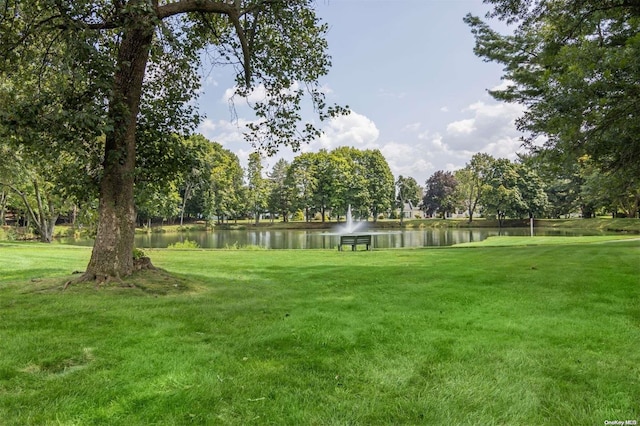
[56,227,611,250]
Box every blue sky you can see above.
[196,0,523,186]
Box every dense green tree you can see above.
[454,153,494,222]
[0,189,7,226]
[317,149,367,221]
[423,171,458,219]
[483,159,547,226]
[580,158,640,218]
[134,134,186,225]
[0,142,18,226]
[286,153,318,222]
[465,1,640,174]
[308,150,333,222]
[246,152,268,224]
[329,147,369,221]
[518,151,583,218]
[135,181,181,229]
[543,176,581,218]
[515,163,549,219]
[174,135,209,226]
[329,151,351,221]
[332,147,395,221]
[395,176,421,224]
[0,148,75,242]
[0,43,103,236]
[359,149,395,221]
[483,159,523,227]
[209,144,244,225]
[1,0,345,281]
[267,159,292,222]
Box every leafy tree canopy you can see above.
[423,170,457,218]
[0,0,347,280]
[465,0,640,172]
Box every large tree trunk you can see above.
[83,20,154,282]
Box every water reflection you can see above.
[161,228,612,249]
[56,228,608,249]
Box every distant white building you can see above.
[401,201,422,219]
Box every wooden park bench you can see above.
[338,234,372,251]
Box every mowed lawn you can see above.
[0,238,638,425]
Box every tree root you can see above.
[63,257,156,290]
[63,271,123,290]
[133,256,156,272]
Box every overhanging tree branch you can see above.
[157,0,235,19]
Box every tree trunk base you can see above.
[63,257,156,290]
[133,256,155,272]
[63,272,124,290]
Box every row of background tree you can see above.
[418,152,638,225]
[1,133,637,243]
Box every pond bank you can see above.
[197,217,640,233]
[2,217,638,243]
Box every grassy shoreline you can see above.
[1,239,638,424]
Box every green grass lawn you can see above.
[0,239,638,425]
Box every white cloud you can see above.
[417,129,432,141]
[313,110,379,150]
[443,163,458,172]
[199,118,217,137]
[402,122,422,133]
[197,97,527,189]
[197,118,252,146]
[377,88,406,99]
[205,76,218,87]
[426,133,448,154]
[222,81,306,105]
[384,99,528,183]
[380,141,433,183]
[318,83,334,95]
[446,118,476,135]
[441,100,525,156]
[380,141,415,161]
[395,158,434,182]
[417,132,449,155]
[490,79,515,92]
[222,84,268,104]
[235,148,252,169]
